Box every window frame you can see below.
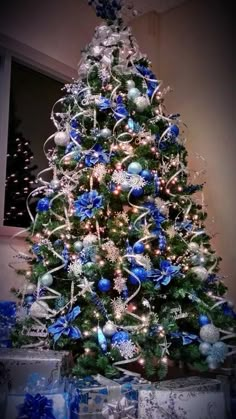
[0,35,76,236]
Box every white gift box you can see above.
[139,376,227,419]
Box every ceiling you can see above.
[129,0,187,15]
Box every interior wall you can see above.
[160,0,235,302]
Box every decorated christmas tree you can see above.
[13,0,236,379]
[4,96,37,227]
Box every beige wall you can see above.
[160,0,235,301]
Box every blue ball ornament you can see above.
[24,295,34,305]
[133,242,145,254]
[36,197,50,212]
[127,162,142,174]
[211,341,228,362]
[199,314,211,327]
[129,267,147,285]
[130,188,144,198]
[111,331,129,344]
[140,169,153,181]
[199,342,212,356]
[98,278,111,292]
[170,124,179,137]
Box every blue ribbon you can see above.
[48,306,82,342]
[147,260,180,288]
[171,331,200,345]
[17,393,56,419]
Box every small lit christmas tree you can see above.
[4,96,37,227]
[13,0,236,379]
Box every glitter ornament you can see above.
[133,242,145,254]
[129,267,147,284]
[127,162,142,175]
[100,127,112,139]
[98,278,111,292]
[29,301,50,318]
[54,131,70,146]
[199,314,210,326]
[191,266,208,281]
[50,179,61,190]
[36,198,50,212]
[206,355,219,369]
[25,283,36,294]
[83,234,98,248]
[126,79,135,90]
[40,272,53,287]
[134,96,149,112]
[211,341,228,362]
[170,124,179,137]
[111,331,129,345]
[188,242,200,253]
[199,342,211,356]
[103,320,117,337]
[127,87,141,101]
[24,295,34,305]
[200,324,220,344]
[114,339,138,360]
[74,241,83,253]
[121,180,131,191]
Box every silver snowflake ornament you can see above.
[112,297,127,318]
[113,339,138,360]
[68,260,83,277]
[113,276,127,294]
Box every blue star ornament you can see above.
[48,306,82,342]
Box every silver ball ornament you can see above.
[134,96,150,112]
[191,266,208,281]
[100,128,112,139]
[128,87,141,101]
[121,181,131,191]
[227,301,234,309]
[25,283,36,294]
[40,272,53,287]
[188,242,200,253]
[200,324,220,344]
[50,179,61,190]
[74,241,83,253]
[29,301,49,318]
[103,321,117,337]
[199,342,212,356]
[54,131,70,147]
[126,79,135,90]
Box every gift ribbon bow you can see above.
[17,393,56,419]
[102,396,136,419]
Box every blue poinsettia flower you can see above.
[74,190,103,220]
[17,393,56,419]
[48,306,82,342]
[148,260,180,287]
[85,144,110,167]
[136,64,158,97]
[144,202,165,227]
[114,95,129,120]
[97,96,111,110]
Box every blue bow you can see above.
[176,220,193,232]
[84,144,109,167]
[97,96,111,110]
[136,64,158,97]
[17,393,56,419]
[48,306,82,342]
[114,95,129,120]
[148,260,180,287]
[171,331,200,345]
[144,202,165,227]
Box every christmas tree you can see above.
[4,96,37,227]
[13,0,236,379]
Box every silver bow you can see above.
[102,396,136,419]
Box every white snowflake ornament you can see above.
[112,297,127,318]
[114,276,127,294]
[113,339,138,360]
[68,260,83,277]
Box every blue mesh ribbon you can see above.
[17,393,56,419]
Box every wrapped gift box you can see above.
[0,301,16,348]
[68,374,153,418]
[0,348,73,392]
[139,376,226,419]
